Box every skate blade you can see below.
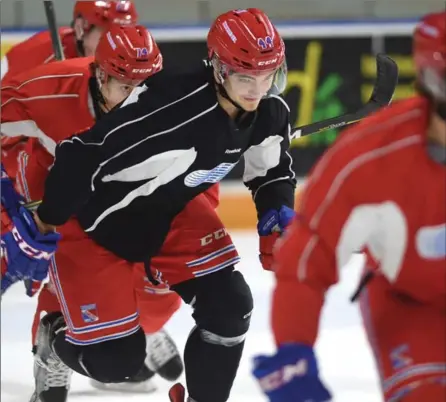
[89,378,157,394]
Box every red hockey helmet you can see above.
[73,1,138,31]
[413,11,446,101]
[207,8,287,93]
[95,25,163,83]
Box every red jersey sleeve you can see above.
[1,28,76,84]
[1,58,93,153]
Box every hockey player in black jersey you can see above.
[25,8,296,402]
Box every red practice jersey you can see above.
[272,96,446,346]
[1,27,78,84]
[1,57,96,201]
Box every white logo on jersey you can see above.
[337,202,408,283]
[184,162,236,187]
[225,148,241,154]
[416,223,446,259]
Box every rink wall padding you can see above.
[1,24,415,177]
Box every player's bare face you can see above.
[224,71,275,111]
[101,78,137,109]
[83,27,104,57]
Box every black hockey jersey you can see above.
[38,65,296,261]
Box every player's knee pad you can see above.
[74,328,146,383]
[192,270,253,347]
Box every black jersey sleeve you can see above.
[243,95,296,218]
[37,97,150,226]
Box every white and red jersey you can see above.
[272,96,446,346]
[1,28,78,84]
[1,57,96,201]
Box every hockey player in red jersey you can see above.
[1,0,137,82]
[1,25,185,401]
[1,0,138,197]
[253,10,446,402]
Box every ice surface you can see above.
[1,231,381,401]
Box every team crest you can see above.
[80,304,99,323]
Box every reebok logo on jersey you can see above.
[225,148,241,154]
[184,162,237,187]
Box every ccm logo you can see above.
[258,359,308,392]
[113,18,133,25]
[258,58,278,66]
[200,228,228,246]
[132,68,153,73]
[12,227,53,260]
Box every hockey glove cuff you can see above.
[1,206,60,296]
[253,343,332,402]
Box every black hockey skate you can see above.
[29,312,72,402]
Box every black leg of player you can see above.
[171,267,253,402]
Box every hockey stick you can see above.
[22,55,397,211]
[292,53,398,138]
[43,0,65,61]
